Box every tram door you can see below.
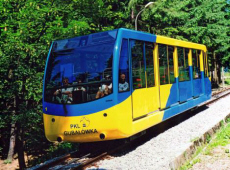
[130,40,159,120]
[192,50,203,97]
[158,45,179,109]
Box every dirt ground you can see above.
[0,159,19,170]
[190,144,230,170]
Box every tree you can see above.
[0,0,90,168]
[129,0,230,85]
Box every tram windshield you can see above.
[44,30,117,104]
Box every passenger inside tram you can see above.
[53,78,73,104]
[119,73,129,92]
[74,79,86,92]
[96,75,112,99]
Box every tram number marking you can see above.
[64,129,98,136]
[70,124,80,129]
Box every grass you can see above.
[204,123,230,154]
[180,122,230,170]
[190,137,199,142]
[180,146,203,170]
[224,72,230,85]
[3,160,12,164]
[225,79,230,85]
[224,72,230,76]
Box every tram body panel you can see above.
[44,95,133,142]
[132,86,160,120]
[43,28,211,143]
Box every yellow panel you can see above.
[132,88,150,119]
[153,43,161,109]
[154,44,160,86]
[156,36,207,52]
[199,51,204,71]
[132,87,160,119]
[43,93,165,143]
[132,110,164,133]
[43,97,133,142]
[174,47,179,78]
[160,84,172,109]
[188,49,192,66]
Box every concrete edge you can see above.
[169,113,230,170]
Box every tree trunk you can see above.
[16,123,26,170]
[216,56,221,86]
[6,96,17,162]
[213,52,219,87]
[7,123,16,162]
[17,76,27,170]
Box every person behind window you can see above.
[74,79,86,92]
[96,75,112,99]
[53,78,73,103]
[119,73,129,92]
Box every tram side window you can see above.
[131,40,146,89]
[178,47,190,81]
[159,44,168,85]
[203,51,210,77]
[168,46,175,83]
[192,49,201,79]
[119,39,130,92]
[207,53,210,77]
[145,42,155,87]
[159,44,175,85]
[203,51,207,77]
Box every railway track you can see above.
[31,87,230,170]
[205,87,230,105]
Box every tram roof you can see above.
[52,28,207,52]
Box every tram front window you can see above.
[44,40,114,104]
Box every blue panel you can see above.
[118,28,156,43]
[189,66,194,96]
[166,81,179,107]
[43,94,116,116]
[163,94,208,120]
[179,81,192,102]
[201,71,205,94]
[193,79,202,97]
[163,71,211,120]
[204,77,212,99]
[118,91,131,103]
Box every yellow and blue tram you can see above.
[43,28,211,142]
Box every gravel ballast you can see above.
[88,95,230,170]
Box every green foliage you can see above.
[131,0,230,66]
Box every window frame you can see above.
[145,41,155,87]
[118,38,130,93]
[130,39,146,90]
[192,49,201,79]
[158,44,175,85]
[178,47,190,82]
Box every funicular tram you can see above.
[43,28,211,142]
